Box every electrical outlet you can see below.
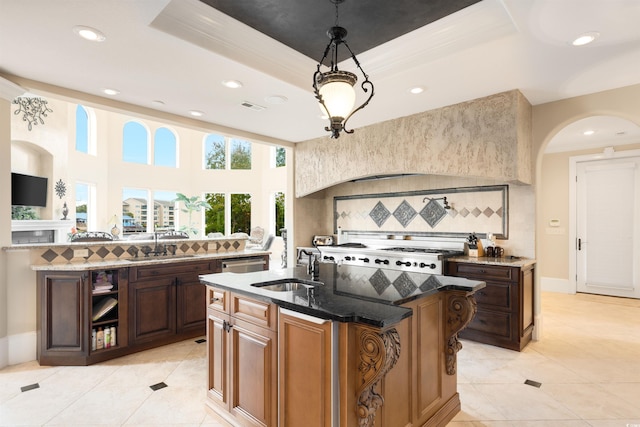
[74,248,89,258]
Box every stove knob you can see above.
[396,261,411,267]
[419,262,437,269]
[358,257,370,263]
[345,256,353,261]
[323,255,335,261]
[375,259,390,265]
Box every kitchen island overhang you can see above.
[200,263,484,427]
[199,263,484,327]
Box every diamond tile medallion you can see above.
[419,199,447,228]
[369,201,391,228]
[393,200,417,228]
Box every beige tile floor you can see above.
[1,291,639,427]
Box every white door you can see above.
[576,156,640,298]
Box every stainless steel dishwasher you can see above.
[221,257,267,273]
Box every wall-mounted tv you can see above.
[11,173,48,207]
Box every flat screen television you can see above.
[11,172,48,207]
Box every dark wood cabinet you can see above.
[36,256,268,366]
[37,268,129,365]
[128,260,219,346]
[37,271,89,365]
[446,260,535,351]
[206,288,278,427]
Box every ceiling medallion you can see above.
[313,0,374,139]
[12,96,53,131]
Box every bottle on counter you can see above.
[110,326,116,347]
[104,327,111,349]
[96,327,104,350]
[91,329,97,351]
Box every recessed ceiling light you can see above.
[572,31,600,46]
[265,95,288,105]
[583,130,595,136]
[409,86,425,94]
[73,26,106,42]
[222,80,243,89]
[189,110,204,117]
[102,88,120,96]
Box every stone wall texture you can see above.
[295,90,532,197]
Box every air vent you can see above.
[241,101,266,112]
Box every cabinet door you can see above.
[129,277,176,344]
[278,310,332,427]
[229,318,278,427]
[176,275,206,333]
[38,271,89,364]
[207,308,229,409]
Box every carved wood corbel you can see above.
[445,292,477,375]
[355,327,401,427]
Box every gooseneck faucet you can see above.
[300,249,319,280]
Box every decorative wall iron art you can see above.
[12,96,53,131]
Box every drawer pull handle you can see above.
[480,269,485,273]
[210,297,221,304]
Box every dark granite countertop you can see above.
[200,263,485,328]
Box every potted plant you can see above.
[174,193,211,237]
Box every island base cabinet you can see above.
[206,291,277,427]
[278,309,333,427]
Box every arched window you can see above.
[204,134,226,169]
[154,127,177,167]
[75,105,89,153]
[122,121,149,164]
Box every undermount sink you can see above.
[251,279,320,292]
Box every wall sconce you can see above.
[12,95,53,131]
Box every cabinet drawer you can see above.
[474,282,512,309]
[467,309,512,338]
[231,293,276,330]
[207,288,228,312]
[130,261,213,281]
[449,262,514,281]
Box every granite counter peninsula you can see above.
[200,263,485,427]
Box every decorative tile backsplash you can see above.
[33,238,247,265]
[334,185,509,239]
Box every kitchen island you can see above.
[200,263,485,427]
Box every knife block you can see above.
[464,240,484,257]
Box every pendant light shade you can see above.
[317,71,357,119]
[313,2,374,139]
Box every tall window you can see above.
[205,193,225,235]
[275,147,286,168]
[231,193,251,233]
[75,105,89,153]
[153,191,177,231]
[230,139,251,170]
[75,182,95,231]
[122,188,148,234]
[123,122,149,164]
[154,127,177,167]
[204,134,225,169]
[274,192,285,236]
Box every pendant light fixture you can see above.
[313,0,374,139]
